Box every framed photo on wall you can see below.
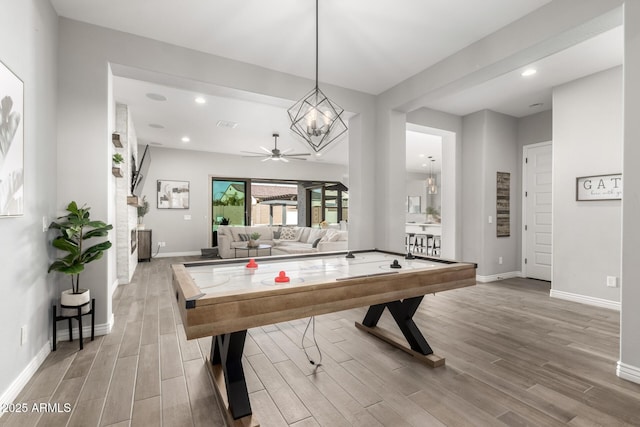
[407,196,421,213]
[0,60,24,217]
[157,180,190,209]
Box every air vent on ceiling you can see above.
[216,120,238,129]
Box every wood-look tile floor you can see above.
[2,256,640,426]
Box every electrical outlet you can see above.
[42,216,48,232]
[159,241,166,247]
[184,214,191,220]
[498,256,503,265]
[21,326,27,346]
[606,276,618,288]
[488,215,493,224]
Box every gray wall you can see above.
[137,146,347,255]
[0,0,58,405]
[552,67,622,303]
[461,111,519,277]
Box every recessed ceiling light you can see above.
[181,136,190,143]
[149,123,165,129]
[419,154,425,158]
[195,96,206,104]
[315,152,323,157]
[216,120,238,129]
[421,163,427,167]
[146,93,167,101]
[150,142,163,146]
[521,69,537,77]
[529,102,544,108]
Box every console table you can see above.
[138,229,152,262]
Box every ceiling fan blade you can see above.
[287,157,307,161]
[260,146,272,154]
[241,151,268,156]
[281,157,289,163]
[261,157,272,162]
[285,153,311,157]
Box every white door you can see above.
[523,142,552,281]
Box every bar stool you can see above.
[406,233,416,252]
[432,235,441,257]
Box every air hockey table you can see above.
[172,249,476,426]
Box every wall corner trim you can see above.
[617,361,640,385]
[0,341,51,415]
[550,289,620,311]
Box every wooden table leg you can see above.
[356,296,445,368]
[206,331,259,426]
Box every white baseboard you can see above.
[155,251,201,258]
[55,318,113,342]
[617,361,640,384]
[476,271,522,283]
[0,341,50,416]
[550,289,621,311]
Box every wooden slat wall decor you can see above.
[497,171,511,237]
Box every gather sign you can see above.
[576,173,622,201]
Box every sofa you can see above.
[216,225,348,259]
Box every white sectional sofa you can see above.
[216,225,348,259]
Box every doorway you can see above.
[522,142,552,281]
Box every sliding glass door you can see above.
[211,178,250,245]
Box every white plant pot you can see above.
[61,288,91,316]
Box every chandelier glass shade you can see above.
[427,158,438,195]
[287,0,347,153]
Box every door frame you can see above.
[521,141,552,279]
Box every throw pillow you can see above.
[312,238,322,248]
[280,227,298,240]
[273,227,282,239]
[321,229,340,242]
[238,234,249,241]
[306,228,325,243]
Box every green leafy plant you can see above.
[137,195,149,219]
[250,232,261,240]
[48,201,113,294]
[112,153,124,164]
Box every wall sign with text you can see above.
[576,173,622,201]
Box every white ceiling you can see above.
[51,1,623,170]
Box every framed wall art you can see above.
[496,172,510,237]
[157,180,190,209]
[0,60,24,217]
[407,196,421,213]
[576,173,622,201]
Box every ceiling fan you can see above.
[241,133,310,162]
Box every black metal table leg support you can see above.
[361,296,433,355]
[210,331,252,420]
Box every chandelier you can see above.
[287,0,347,153]
[427,157,438,195]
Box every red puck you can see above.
[275,271,290,283]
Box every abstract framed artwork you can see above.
[157,180,190,209]
[0,60,24,217]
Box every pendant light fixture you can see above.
[287,0,347,153]
[427,157,438,195]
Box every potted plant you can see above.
[137,195,149,229]
[48,201,113,315]
[112,153,124,177]
[248,232,261,248]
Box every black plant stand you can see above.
[52,298,95,351]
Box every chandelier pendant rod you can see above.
[315,0,319,90]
